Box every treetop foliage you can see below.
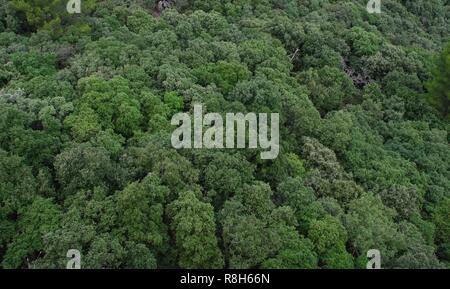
[0,0,449,268]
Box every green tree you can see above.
[308,215,353,268]
[426,42,450,118]
[65,76,143,140]
[261,237,318,269]
[0,150,37,258]
[2,197,61,268]
[193,61,251,94]
[432,198,450,263]
[344,193,402,265]
[168,191,224,269]
[115,174,169,250]
[299,66,357,114]
[54,144,122,197]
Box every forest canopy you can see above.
[0,0,449,269]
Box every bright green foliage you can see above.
[193,61,251,94]
[2,197,61,268]
[261,237,318,269]
[65,76,143,139]
[308,215,353,268]
[11,0,96,31]
[11,52,56,78]
[0,150,36,259]
[346,27,383,57]
[344,193,402,265]
[168,191,224,269]
[116,174,169,248]
[308,215,348,255]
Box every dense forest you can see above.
[0,0,449,269]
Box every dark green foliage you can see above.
[168,191,224,269]
[427,42,450,118]
[299,66,357,114]
[0,0,448,269]
[54,144,122,197]
[2,197,61,268]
